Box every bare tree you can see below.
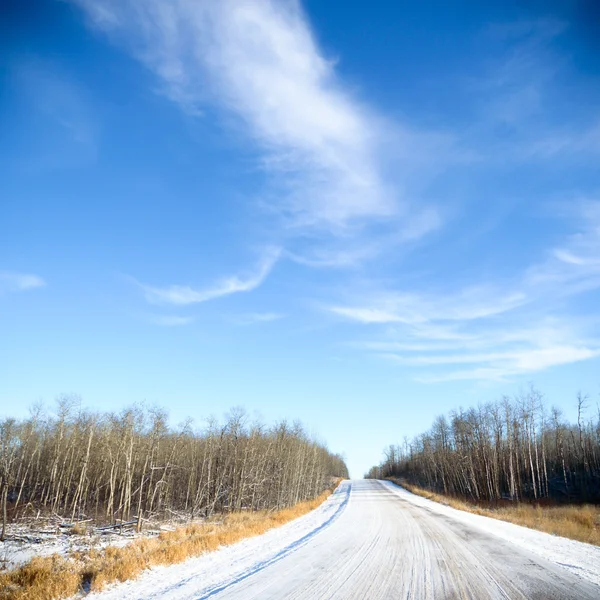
[367,387,600,504]
[0,398,348,533]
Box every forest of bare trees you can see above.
[0,396,348,540]
[366,386,600,503]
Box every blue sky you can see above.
[2,0,600,477]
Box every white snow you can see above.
[382,480,600,587]
[1,524,160,570]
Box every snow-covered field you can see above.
[83,479,600,599]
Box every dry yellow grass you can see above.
[390,478,600,546]
[0,482,341,600]
[0,556,81,600]
[67,522,88,536]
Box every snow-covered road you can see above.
[89,479,600,599]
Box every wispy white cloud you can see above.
[526,201,600,293]
[332,286,528,326]
[72,0,397,230]
[231,312,285,325]
[0,271,46,293]
[134,249,280,306]
[71,0,455,291]
[284,206,442,269]
[413,346,600,383]
[331,201,600,381]
[344,310,600,382]
[285,247,378,270]
[382,344,600,370]
[332,307,407,324]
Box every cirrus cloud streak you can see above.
[133,249,280,306]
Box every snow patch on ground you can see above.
[1,524,166,571]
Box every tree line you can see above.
[0,396,348,540]
[366,386,600,503]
